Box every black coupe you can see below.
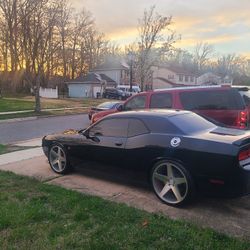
[42,110,250,206]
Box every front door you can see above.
[85,118,129,166]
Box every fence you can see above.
[39,86,58,99]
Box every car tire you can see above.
[48,143,71,174]
[151,160,195,207]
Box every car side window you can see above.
[128,119,149,137]
[150,93,173,108]
[89,118,129,137]
[124,95,146,110]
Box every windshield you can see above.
[169,113,216,134]
[97,102,119,109]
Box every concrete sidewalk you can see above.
[0,138,43,166]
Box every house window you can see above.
[179,75,183,82]
[185,75,189,82]
[190,76,194,82]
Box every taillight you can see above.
[238,148,250,161]
[238,148,250,170]
[236,110,248,129]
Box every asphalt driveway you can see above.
[0,155,249,240]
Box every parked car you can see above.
[116,85,141,96]
[88,101,122,120]
[42,110,250,206]
[92,85,249,129]
[102,87,127,100]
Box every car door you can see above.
[86,118,129,165]
[123,118,151,170]
[123,94,147,110]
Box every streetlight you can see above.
[128,51,135,93]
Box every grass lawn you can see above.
[0,144,38,155]
[0,97,107,119]
[0,98,34,112]
[0,144,6,154]
[0,171,249,250]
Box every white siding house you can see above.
[92,60,130,85]
[66,73,116,98]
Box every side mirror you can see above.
[79,129,89,138]
[117,104,124,111]
[80,129,100,143]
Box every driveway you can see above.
[0,155,249,240]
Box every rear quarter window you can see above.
[179,89,245,110]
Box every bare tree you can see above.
[70,9,93,79]
[193,42,214,71]
[135,5,177,90]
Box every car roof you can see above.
[106,109,191,119]
[135,85,231,96]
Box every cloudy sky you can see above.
[72,0,250,57]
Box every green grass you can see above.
[0,144,39,155]
[0,98,34,112]
[0,171,249,250]
[0,97,109,120]
[0,144,6,154]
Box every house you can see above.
[66,73,116,98]
[197,72,233,85]
[151,65,197,89]
[92,59,130,85]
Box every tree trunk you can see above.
[35,73,41,113]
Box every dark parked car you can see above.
[42,110,250,206]
[88,101,122,120]
[102,87,127,100]
[92,85,249,129]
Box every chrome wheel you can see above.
[152,161,190,206]
[49,145,67,173]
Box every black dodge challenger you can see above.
[42,110,250,206]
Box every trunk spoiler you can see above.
[233,133,250,146]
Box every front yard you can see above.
[0,171,249,249]
[0,96,107,120]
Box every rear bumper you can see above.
[196,169,250,197]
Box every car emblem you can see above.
[170,137,181,147]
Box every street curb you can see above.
[0,112,88,123]
[0,116,38,123]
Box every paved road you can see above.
[0,114,90,144]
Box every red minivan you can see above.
[91,85,249,129]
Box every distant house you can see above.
[92,59,130,85]
[197,72,233,85]
[66,73,116,98]
[151,65,197,89]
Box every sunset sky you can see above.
[72,0,250,58]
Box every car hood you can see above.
[44,129,82,142]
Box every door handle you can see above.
[115,141,123,146]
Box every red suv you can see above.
[91,85,249,129]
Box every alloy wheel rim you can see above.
[49,146,66,172]
[152,162,188,204]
